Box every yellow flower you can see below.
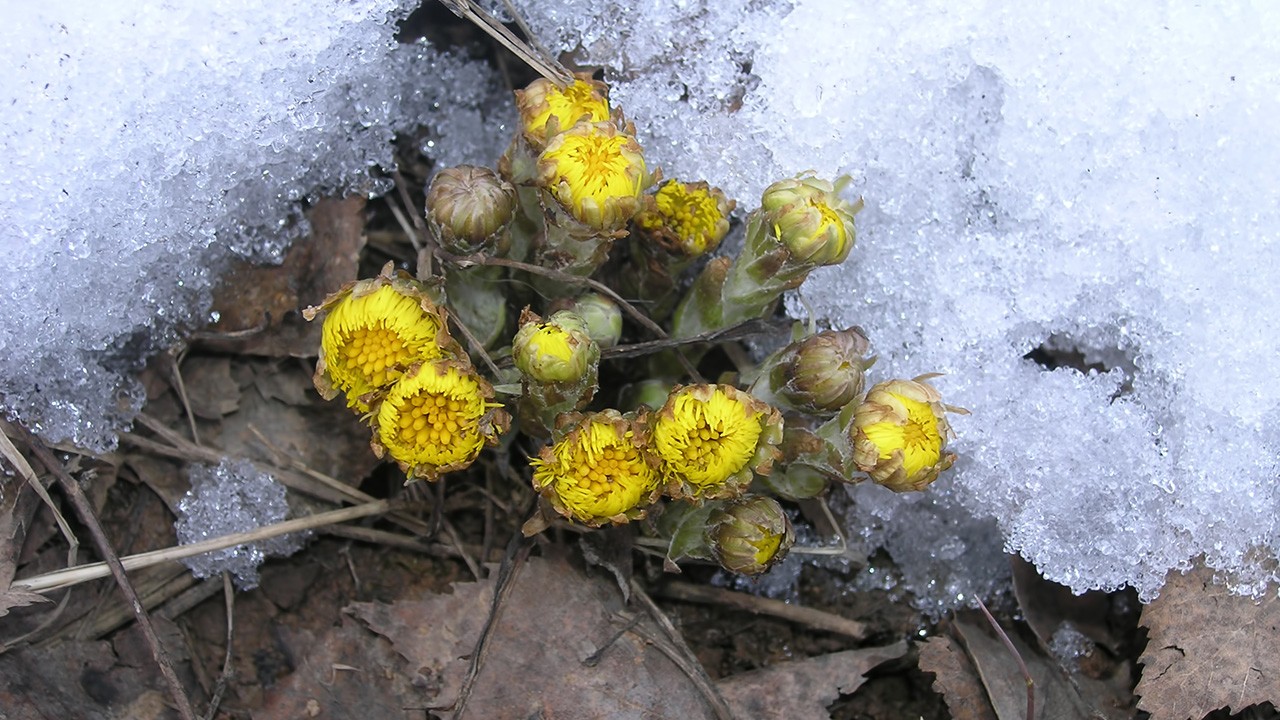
[538,121,650,232]
[516,75,612,146]
[373,359,509,482]
[851,376,959,492]
[760,173,862,267]
[304,264,455,412]
[530,410,661,526]
[635,180,735,257]
[653,384,784,501]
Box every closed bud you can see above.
[760,173,861,266]
[851,376,962,492]
[564,292,623,348]
[708,495,795,576]
[425,165,517,254]
[513,309,600,384]
[772,327,874,413]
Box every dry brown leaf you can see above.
[1011,555,1120,654]
[1137,563,1280,719]
[717,641,907,719]
[178,356,240,419]
[0,465,50,617]
[954,614,1132,720]
[0,639,182,719]
[918,635,999,720]
[204,195,366,357]
[349,554,719,720]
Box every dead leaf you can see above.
[349,554,719,720]
[0,461,51,616]
[0,639,182,719]
[716,641,907,720]
[1137,563,1280,719]
[204,195,366,357]
[178,356,240,419]
[1011,556,1120,655]
[954,613,1131,720]
[918,635,999,720]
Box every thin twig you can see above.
[441,250,705,383]
[201,572,235,720]
[452,522,534,719]
[435,0,572,85]
[441,515,483,581]
[630,580,734,720]
[14,500,395,594]
[582,613,645,667]
[447,310,502,378]
[386,195,422,252]
[656,581,866,640]
[16,425,198,720]
[164,348,202,447]
[975,596,1034,720]
[393,169,427,231]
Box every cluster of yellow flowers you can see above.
[303,265,509,482]
[303,72,964,577]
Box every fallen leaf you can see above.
[204,195,366,357]
[918,635,999,720]
[0,639,181,719]
[717,640,907,720]
[178,356,241,419]
[1011,556,1120,655]
[1137,563,1280,719]
[954,613,1131,720]
[349,554,719,720]
[0,452,51,616]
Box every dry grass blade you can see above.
[435,0,572,85]
[657,581,867,641]
[13,499,395,594]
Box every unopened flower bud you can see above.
[425,165,517,255]
[771,327,874,414]
[851,376,960,492]
[708,496,795,576]
[513,309,600,384]
[760,173,861,266]
[566,292,623,348]
[516,75,611,147]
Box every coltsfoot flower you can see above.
[425,165,517,254]
[516,75,611,146]
[851,376,960,492]
[634,180,735,258]
[304,264,457,412]
[537,121,650,232]
[653,384,784,501]
[530,410,662,526]
[768,327,874,414]
[513,309,599,384]
[373,359,509,482]
[761,173,861,267]
[708,496,795,576]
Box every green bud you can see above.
[513,309,600,384]
[566,292,623,349]
[707,495,795,576]
[426,165,517,254]
[771,327,874,414]
[760,173,861,267]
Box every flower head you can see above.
[653,384,784,501]
[851,376,958,492]
[771,326,874,414]
[304,264,457,412]
[760,173,862,267]
[373,359,509,482]
[635,180,735,257]
[708,496,795,576]
[530,410,662,526]
[513,309,600,384]
[538,121,650,232]
[516,75,611,146]
[425,165,516,254]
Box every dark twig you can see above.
[439,250,706,383]
[201,573,236,720]
[16,425,197,720]
[630,580,734,720]
[582,613,645,667]
[975,595,1034,720]
[451,522,534,719]
[656,581,866,640]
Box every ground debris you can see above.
[1137,563,1280,720]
